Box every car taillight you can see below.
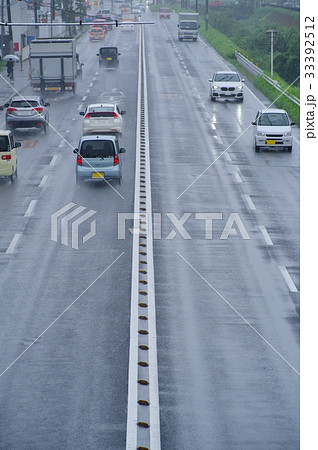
[113,112,118,118]
[6,107,17,114]
[77,155,82,166]
[33,107,43,113]
[114,154,119,166]
[84,113,90,119]
[1,154,11,160]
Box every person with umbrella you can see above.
[3,54,19,81]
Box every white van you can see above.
[0,130,21,182]
[252,109,295,152]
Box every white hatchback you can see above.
[80,104,126,135]
[252,109,295,152]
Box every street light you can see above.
[266,29,277,78]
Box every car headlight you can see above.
[256,131,266,136]
[212,85,219,90]
[238,85,243,90]
[284,131,292,137]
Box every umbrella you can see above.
[3,54,19,62]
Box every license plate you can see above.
[266,139,276,145]
[107,57,112,60]
[92,172,104,179]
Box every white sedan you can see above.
[79,104,126,135]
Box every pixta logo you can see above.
[51,203,97,249]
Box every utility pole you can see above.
[205,0,208,31]
[1,0,5,58]
[266,29,277,78]
[6,0,13,53]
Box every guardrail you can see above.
[235,51,300,107]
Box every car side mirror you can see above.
[45,102,50,107]
[81,63,84,66]
[118,52,121,55]
[14,142,21,148]
[73,149,78,154]
[242,79,245,82]
[177,24,179,27]
[208,79,212,82]
[97,54,99,56]
[251,121,256,125]
[79,111,85,116]
[119,148,126,153]
[4,103,9,108]
[290,122,295,126]
[121,110,126,115]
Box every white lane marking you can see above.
[213,135,223,145]
[6,233,22,254]
[279,266,298,292]
[259,225,274,246]
[77,104,84,111]
[211,123,216,130]
[95,71,98,76]
[244,194,256,210]
[65,130,70,134]
[82,95,87,102]
[86,89,90,94]
[92,76,97,81]
[39,175,48,188]
[50,155,58,165]
[24,200,37,217]
[58,140,65,148]
[89,82,93,87]
[233,167,242,183]
[224,152,232,162]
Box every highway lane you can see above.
[146,12,299,450]
[0,26,139,448]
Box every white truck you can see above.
[29,38,77,93]
[177,13,200,41]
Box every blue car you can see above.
[74,135,126,184]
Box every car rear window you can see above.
[258,113,289,126]
[11,100,39,108]
[81,140,115,158]
[88,106,115,117]
[100,48,117,57]
[0,136,9,151]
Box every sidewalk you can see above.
[0,59,30,107]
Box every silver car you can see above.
[5,96,50,133]
[79,103,126,135]
[74,135,126,184]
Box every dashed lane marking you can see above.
[259,225,274,246]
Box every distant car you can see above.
[209,71,244,102]
[5,96,50,133]
[97,47,120,68]
[89,26,105,40]
[0,129,21,182]
[74,135,126,184]
[159,7,170,18]
[252,109,295,152]
[120,22,135,32]
[80,103,126,135]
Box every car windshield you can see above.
[92,28,103,32]
[258,113,289,126]
[100,48,117,57]
[160,8,170,12]
[214,73,240,82]
[11,100,39,108]
[181,22,197,30]
[0,136,9,151]
[81,141,115,158]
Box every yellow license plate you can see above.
[266,139,276,145]
[107,57,112,60]
[92,172,104,179]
